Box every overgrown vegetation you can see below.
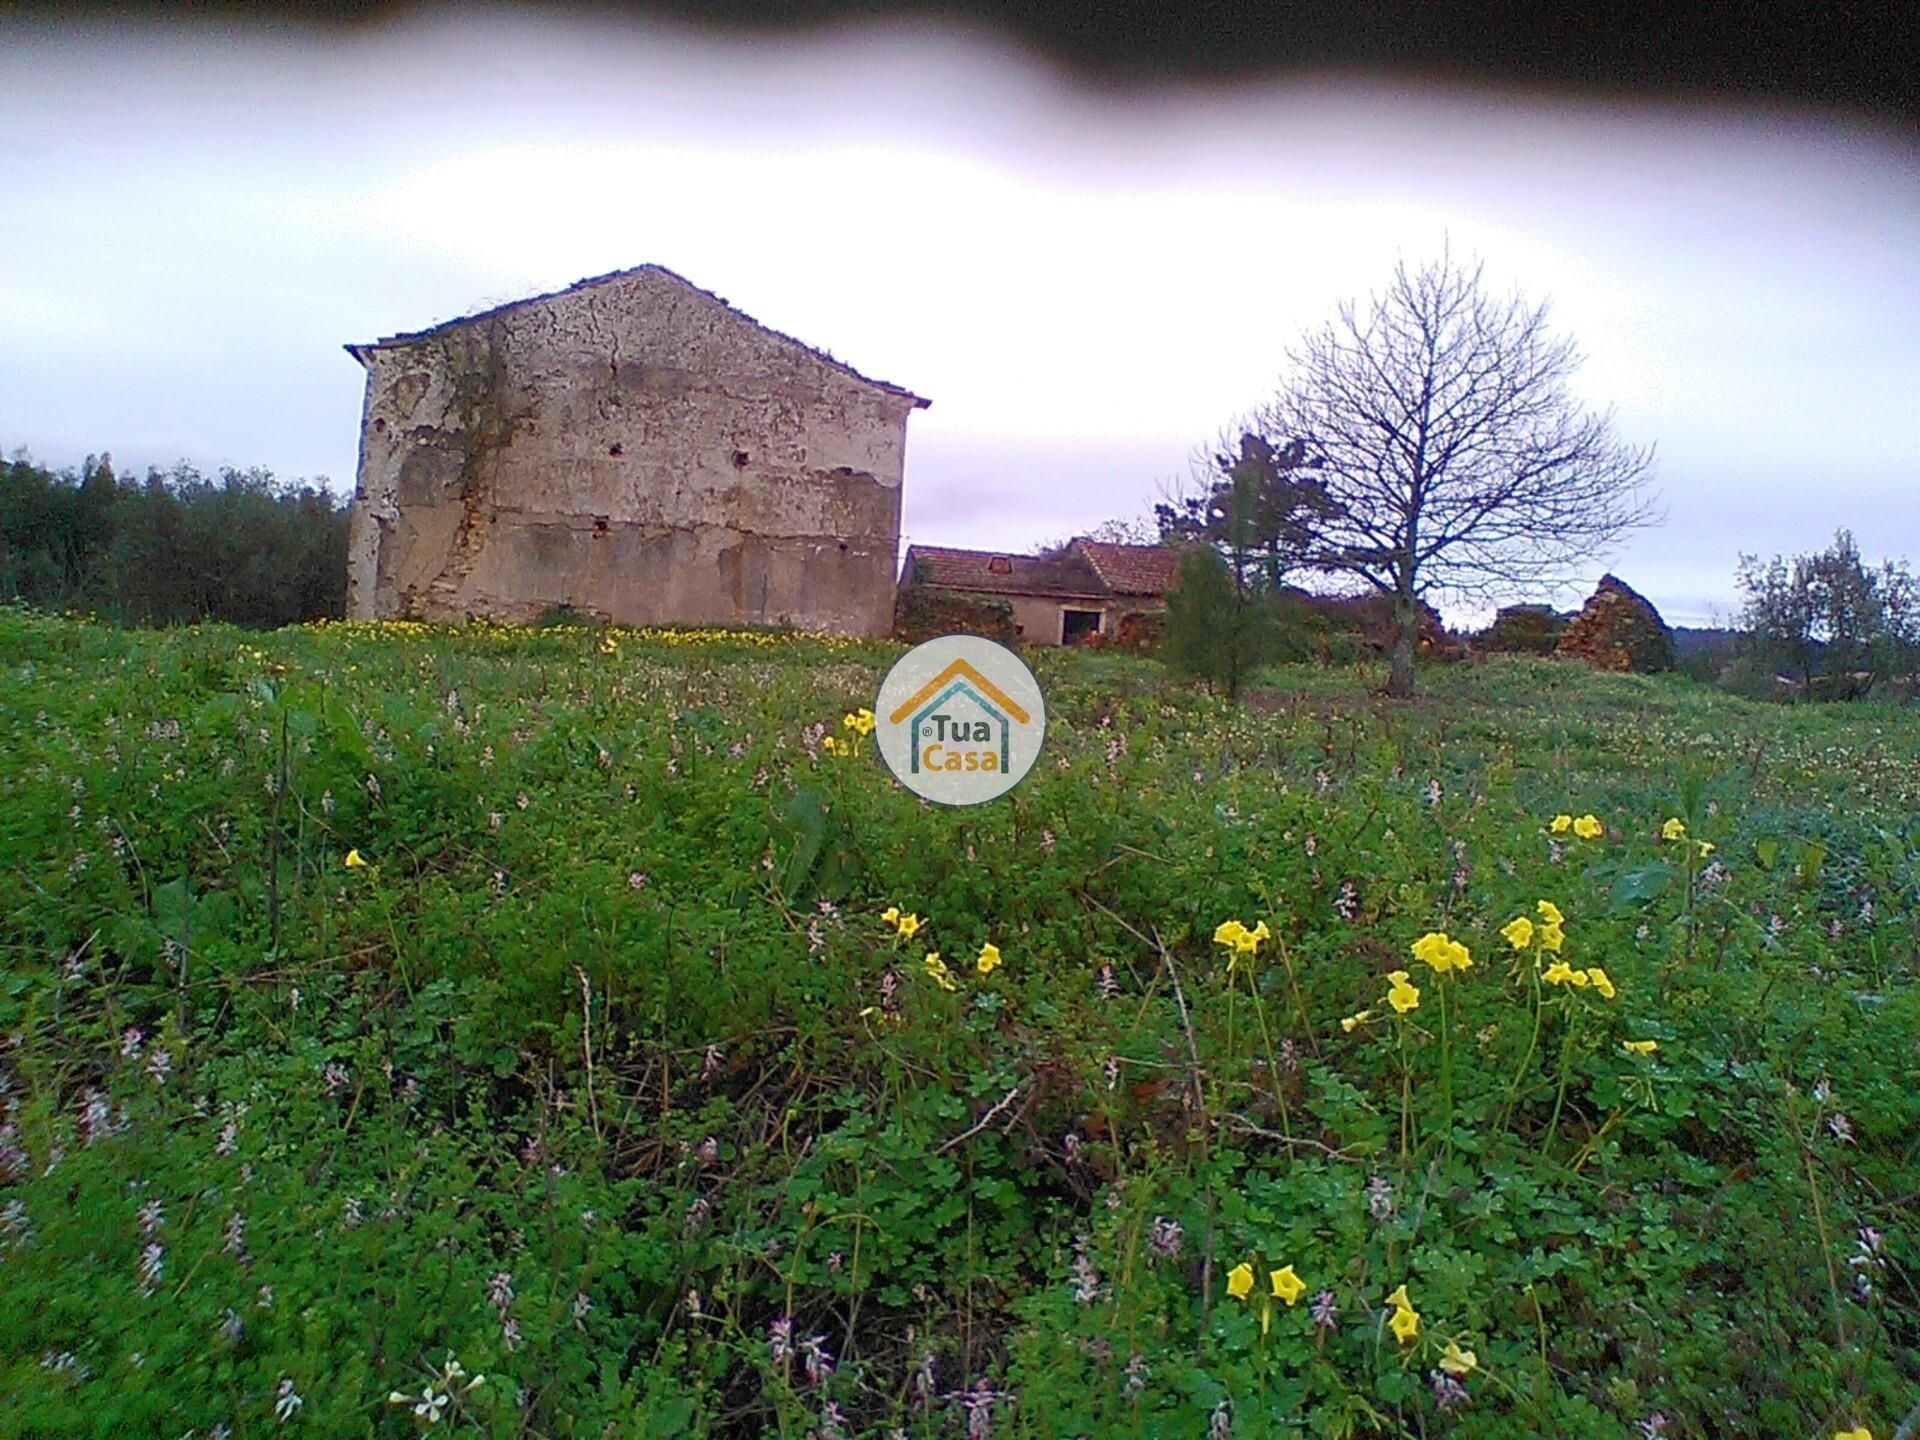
[1737,529,1920,699]
[0,452,348,628]
[1,613,1916,1438]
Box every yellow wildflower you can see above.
[1214,919,1248,947]
[1389,1302,1421,1343]
[344,849,368,869]
[1501,916,1535,950]
[1623,1039,1659,1056]
[896,913,923,940]
[1384,1284,1412,1311]
[1270,1264,1306,1306]
[1573,814,1604,839]
[1662,817,1687,841]
[1567,968,1591,988]
[1226,1262,1254,1300]
[1549,814,1572,833]
[1834,1427,1873,1440]
[882,906,900,924]
[1340,1009,1375,1033]
[1542,960,1578,986]
[843,708,875,736]
[1587,967,1616,999]
[922,952,956,992]
[1387,973,1421,1014]
[1411,931,1472,975]
[1536,900,1565,926]
[1698,840,1716,857]
[1538,922,1565,954]
[1440,1339,1478,1376]
[976,942,1002,976]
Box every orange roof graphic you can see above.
[887,659,1032,726]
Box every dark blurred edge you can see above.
[9,0,1918,134]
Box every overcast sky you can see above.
[4,9,1917,626]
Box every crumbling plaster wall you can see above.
[346,270,915,635]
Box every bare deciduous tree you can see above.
[1252,250,1660,696]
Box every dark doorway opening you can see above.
[1062,609,1102,645]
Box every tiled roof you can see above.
[901,545,1108,599]
[1071,540,1183,596]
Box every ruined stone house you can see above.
[345,266,928,634]
[899,539,1181,645]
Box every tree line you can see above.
[0,452,348,628]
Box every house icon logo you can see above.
[874,636,1047,805]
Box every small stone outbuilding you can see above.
[345,265,928,635]
[898,539,1180,645]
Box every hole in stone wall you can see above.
[609,443,623,457]
[374,418,387,433]
[732,450,750,468]
[594,517,609,534]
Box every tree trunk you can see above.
[1388,593,1418,698]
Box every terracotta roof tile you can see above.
[901,545,1107,598]
[1071,540,1182,596]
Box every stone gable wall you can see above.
[347,270,915,635]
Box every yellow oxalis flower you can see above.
[1587,967,1616,999]
[1270,1264,1306,1306]
[844,708,875,736]
[923,952,956,992]
[1411,932,1473,975]
[1440,1339,1478,1375]
[344,849,368,869]
[1501,916,1535,950]
[1226,1262,1255,1300]
[1834,1427,1873,1440]
[1573,814,1604,839]
[1340,1009,1375,1033]
[1538,922,1565,954]
[1537,900,1565,926]
[976,942,1002,976]
[896,913,923,940]
[1698,840,1716,857]
[1662,817,1688,841]
[882,906,900,924]
[1389,1304,1421,1343]
[1549,814,1572,834]
[1542,960,1579,986]
[1386,971,1421,1014]
[1623,1039,1659,1056]
[1215,919,1270,961]
[1384,1284,1411,1311]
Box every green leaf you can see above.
[1610,862,1675,908]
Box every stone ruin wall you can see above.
[346,270,915,636]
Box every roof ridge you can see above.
[345,265,929,405]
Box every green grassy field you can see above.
[1,606,1915,1439]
